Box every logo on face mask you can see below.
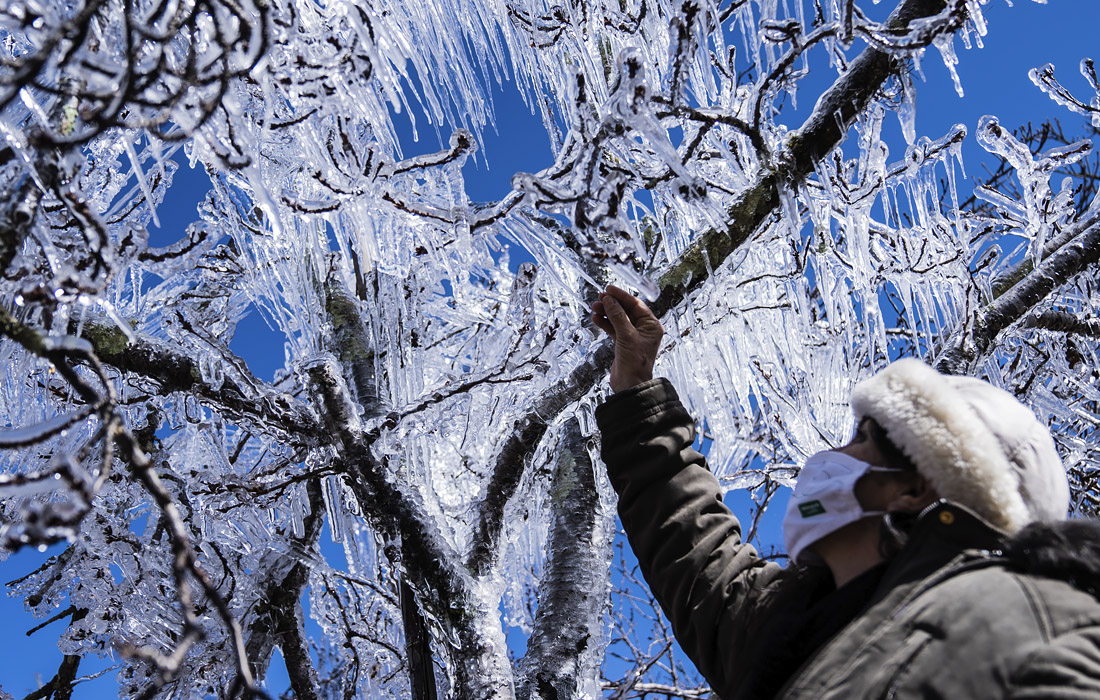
[798,500,826,517]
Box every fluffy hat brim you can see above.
[849,359,1030,533]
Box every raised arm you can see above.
[592,287,786,696]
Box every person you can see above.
[591,284,1100,700]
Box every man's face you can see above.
[835,418,914,512]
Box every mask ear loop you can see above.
[883,512,906,543]
[879,499,949,559]
[879,512,909,559]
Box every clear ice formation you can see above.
[0,0,1096,697]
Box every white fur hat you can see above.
[850,358,1069,533]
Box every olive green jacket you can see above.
[596,378,1100,700]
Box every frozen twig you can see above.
[116,429,266,700]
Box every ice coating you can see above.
[0,0,1097,697]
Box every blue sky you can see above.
[2,1,1099,696]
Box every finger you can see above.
[591,312,615,338]
[590,301,616,337]
[594,301,620,334]
[601,293,637,338]
[604,285,657,325]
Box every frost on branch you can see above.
[0,0,1098,698]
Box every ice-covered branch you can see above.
[938,213,1100,372]
[1022,310,1100,338]
[305,360,512,699]
[21,612,85,700]
[606,681,711,699]
[465,341,615,576]
[656,0,951,313]
[467,0,953,579]
[517,419,613,700]
[114,429,265,700]
[244,479,325,700]
[77,319,322,439]
[0,177,41,273]
[1030,60,1100,127]
[990,187,1100,298]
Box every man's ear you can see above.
[886,472,940,515]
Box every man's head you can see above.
[850,358,1070,532]
[787,417,940,579]
[787,360,1070,583]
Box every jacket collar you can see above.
[872,500,1006,605]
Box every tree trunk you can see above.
[517,419,613,700]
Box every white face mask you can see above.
[782,451,904,566]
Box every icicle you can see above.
[124,137,161,228]
[896,72,917,146]
[323,474,345,544]
[933,33,964,98]
[290,492,305,538]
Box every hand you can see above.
[590,285,664,393]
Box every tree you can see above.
[0,0,1097,698]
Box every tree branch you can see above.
[322,274,439,699]
[654,0,950,317]
[77,319,321,439]
[245,479,325,700]
[21,610,87,700]
[465,341,615,577]
[465,0,951,578]
[305,360,511,700]
[1022,310,1100,338]
[938,214,1100,371]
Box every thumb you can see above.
[601,294,636,338]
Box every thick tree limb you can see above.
[244,479,325,700]
[991,205,1100,298]
[400,575,439,700]
[517,419,611,700]
[1022,310,1100,338]
[653,0,949,316]
[938,215,1100,372]
[323,276,438,700]
[77,319,321,439]
[466,341,615,576]
[305,361,511,700]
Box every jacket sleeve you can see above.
[595,378,784,693]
